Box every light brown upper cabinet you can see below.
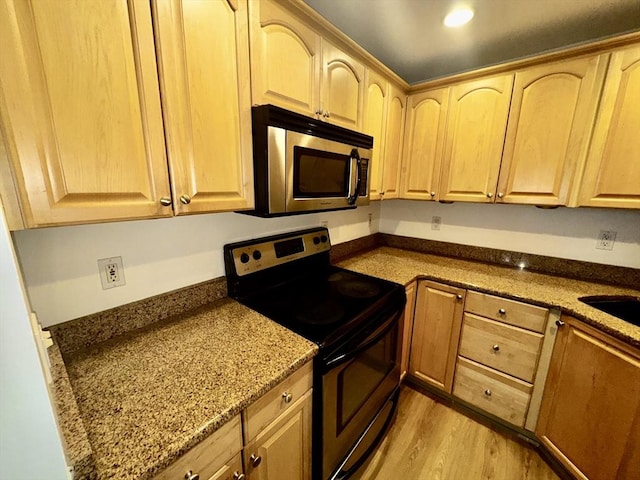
[249,0,321,118]
[439,74,514,203]
[249,0,365,130]
[381,83,406,199]
[0,0,171,227]
[400,88,449,201]
[153,0,254,214]
[578,44,640,209]
[497,55,608,206]
[363,70,389,200]
[363,71,406,200]
[322,41,365,130]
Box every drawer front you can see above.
[465,291,548,332]
[459,313,543,382]
[453,357,532,427]
[153,415,242,480]
[243,361,313,443]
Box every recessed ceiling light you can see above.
[444,8,474,28]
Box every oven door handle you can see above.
[324,309,401,369]
[346,149,361,205]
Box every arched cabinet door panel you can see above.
[578,44,640,209]
[363,69,388,201]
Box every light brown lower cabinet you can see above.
[409,280,465,392]
[536,315,640,480]
[154,362,312,480]
[399,281,417,380]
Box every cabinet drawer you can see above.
[243,361,313,443]
[465,291,548,332]
[459,313,543,382]
[153,415,242,480]
[453,357,532,427]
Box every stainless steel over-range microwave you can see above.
[243,105,373,217]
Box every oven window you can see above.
[293,146,349,197]
[336,326,397,432]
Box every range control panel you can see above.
[227,228,330,277]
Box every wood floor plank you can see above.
[354,385,560,480]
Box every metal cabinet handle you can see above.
[315,108,323,115]
[497,192,504,198]
[484,389,492,397]
[160,196,172,206]
[180,194,191,205]
[487,192,493,198]
[233,473,245,480]
[498,308,506,315]
[185,471,199,480]
[492,344,500,352]
[430,191,436,197]
[282,392,293,404]
[556,319,565,327]
[250,454,262,468]
[456,294,463,301]
[325,111,331,118]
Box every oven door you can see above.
[321,309,401,480]
[285,130,369,212]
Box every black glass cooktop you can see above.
[239,266,404,348]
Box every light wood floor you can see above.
[355,385,560,480]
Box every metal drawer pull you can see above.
[282,392,293,404]
[456,294,463,301]
[484,389,492,397]
[492,344,500,352]
[498,308,506,315]
[250,454,262,468]
[185,471,199,480]
[160,196,172,206]
[233,473,245,480]
[556,319,565,327]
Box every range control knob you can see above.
[252,250,262,260]
[240,253,250,264]
[313,236,320,245]
[320,235,328,243]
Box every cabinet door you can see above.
[0,0,171,227]
[400,88,449,200]
[497,55,608,206]
[153,0,254,214]
[244,390,312,480]
[536,317,640,479]
[409,281,465,392]
[578,44,640,209]
[249,0,321,117]
[400,281,417,380]
[322,41,366,130]
[439,74,513,202]
[363,69,388,200]
[381,83,406,199]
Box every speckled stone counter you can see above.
[57,298,317,479]
[337,247,640,347]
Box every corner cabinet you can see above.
[0,0,171,227]
[400,88,449,201]
[578,44,640,209]
[438,74,514,203]
[409,280,465,392]
[153,0,254,214]
[536,316,640,479]
[0,0,254,228]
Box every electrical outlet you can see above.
[596,230,616,250]
[431,216,441,231]
[368,213,373,228]
[97,257,126,289]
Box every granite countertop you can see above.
[54,298,317,480]
[337,247,640,347]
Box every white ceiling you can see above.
[303,0,640,84]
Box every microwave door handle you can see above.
[347,149,360,205]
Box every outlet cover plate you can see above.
[97,256,126,289]
[596,230,616,251]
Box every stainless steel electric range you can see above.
[224,227,406,480]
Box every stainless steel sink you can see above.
[579,296,640,327]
